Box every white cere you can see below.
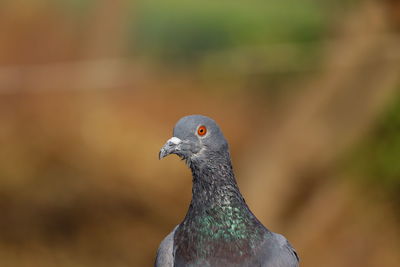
[169,137,182,144]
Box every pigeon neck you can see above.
[174,150,267,265]
[188,151,247,211]
[175,151,266,262]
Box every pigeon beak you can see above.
[159,137,182,159]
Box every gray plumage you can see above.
[156,115,299,267]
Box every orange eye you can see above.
[197,125,207,136]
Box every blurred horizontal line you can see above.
[0,58,134,93]
[0,36,399,94]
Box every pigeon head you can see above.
[159,115,228,163]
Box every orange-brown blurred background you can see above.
[0,0,400,266]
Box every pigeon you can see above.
[156,115,299,267]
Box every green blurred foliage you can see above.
[55,0,93,11]
[131,0,327,64]
[350,89,400,197]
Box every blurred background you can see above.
[0,0,399,266]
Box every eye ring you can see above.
[197,125,207,136]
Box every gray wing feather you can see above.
[260,233,299,267]
[155,226,178,267]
